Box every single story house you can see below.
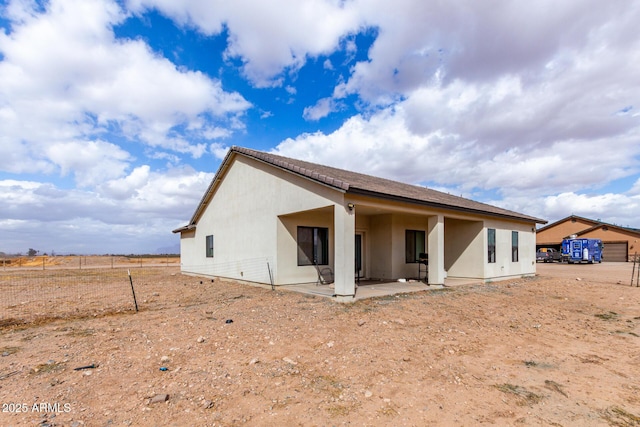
[536,215,640,262]
[173,146,546,302]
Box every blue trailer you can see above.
[561,238,603,264]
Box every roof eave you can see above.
[172,224,196,234]
[347,188,547,224]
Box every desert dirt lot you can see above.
[1,262,640,426]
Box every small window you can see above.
[297,226,329,266]
[405,230,426,263]
[205,235,214,258]
[488,228,496,263]
[512,231,519,262]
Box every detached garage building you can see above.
[536,215,640,262]
[174,146,546,301]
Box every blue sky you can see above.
[1,0,639,255]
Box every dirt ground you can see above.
[1,262,640,426]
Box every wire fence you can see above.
[184,256,275,286]
[0,255,179,270]
[0,266,180,327]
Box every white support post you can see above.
[428,214,446,285]
[333,202,356,301]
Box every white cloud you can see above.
[0,0,250,184]
[630,178,640,196]
[302,97,340,121]
[45,140,132,187]
[275,98,640,226]
[542,193,640,226]
[127,0,363,86]
[3,0,640,253]
[0,166,213,253]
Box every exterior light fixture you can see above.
[347,203,355,211]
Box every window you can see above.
[205,235,214,258]
[487,228,496,263]
[297,226,329,266]
[512,231,519,262]
[405,230,426,263]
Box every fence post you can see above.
[111,257,114,269]
[43,257,45,270]
[79,256,82,270]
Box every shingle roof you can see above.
[174,146,546,232]
[234,146,545,223]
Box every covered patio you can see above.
[281,277,481,301]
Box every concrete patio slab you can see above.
[281,277,482,301]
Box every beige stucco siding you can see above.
[277,208,334,285]
[444,218,484,279]
[178,229,196,267]
[391,214,429,279]
[369,214,393,280]
[181,156,344,284]
[484,220,536,279]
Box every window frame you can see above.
[205,235,214,258]
[297,226,329,266]
[405,229,426,263]
[511,231,519,262]
[487,228,496,263]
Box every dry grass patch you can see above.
[494,383,543,406]
[601,406,640,426]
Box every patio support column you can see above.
[428,214,445,285]
[333,202,356,302]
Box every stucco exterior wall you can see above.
[444,218,484,278]
[180,156,343,284]
[391,214,429,279]
[277,208,333,285]
[484,220,536,279]
[178,229,196,266]
[369,214,393,280]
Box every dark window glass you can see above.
[405,230,426,263]
[206,235,214,258]
[488,229,496,263]
[512,231,518,262]
[297,227,329,265]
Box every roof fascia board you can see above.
[189,149,236,225]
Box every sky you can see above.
[1,0,639,255]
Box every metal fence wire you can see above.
[185,257,275,285]
[0,266,179,326]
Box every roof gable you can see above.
[174,146,546,232]
[536,215,600,233]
